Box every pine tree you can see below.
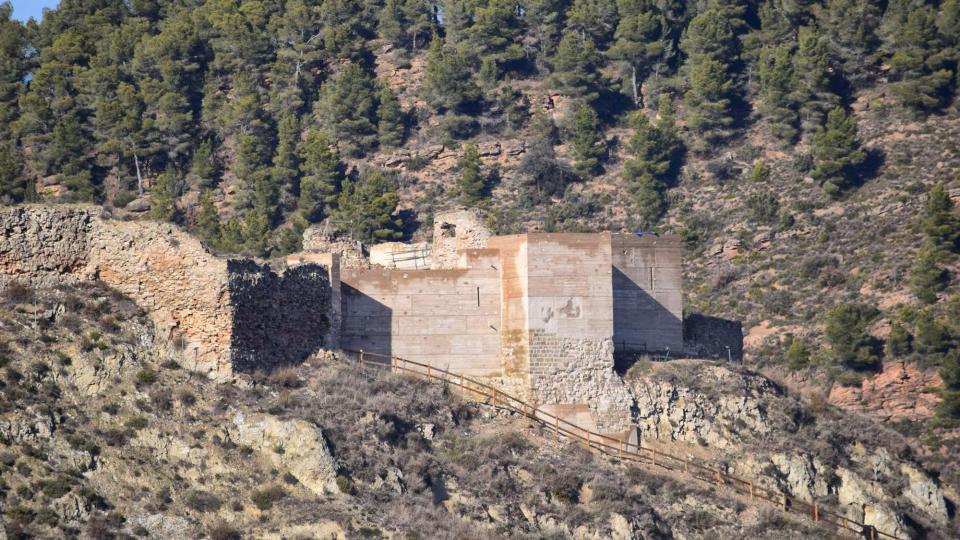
[377,85,405,148]
[885,322,913,358]
[887,6,955,113]
[824,303,881,370]
[570,104,604,175]
[684,59,735,147]
[0,143,25,204]
[422,37,482,113]
[334,169,403,244]
[298,129,343,222]
[909,247,947,304]
[525,0,566,68]
[195,190,222,245]
[759,43,799,143]
[273,112,301,209]
[793,26,840,138]
[621,97,681,227]
[464,0,524,74]
[810,107,867,196]
[458,143,485,205]
[921,184,960,253]
[189,139,217,189]
[815,0,883,83]
[565,0,619,48]
[150,168,178,222]
[551,32,603,103]
[608,0,665,107]
[316,63,378,157]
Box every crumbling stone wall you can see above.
[0,205,338,377]
[228,261,334,373]
[431,209,492,269]
[683,314,744,362]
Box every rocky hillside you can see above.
[0,280,955,538]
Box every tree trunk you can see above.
[134,152,144,196]
[632,65,640,108]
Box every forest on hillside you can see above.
[0,0,957,246]
[2,0,960,425]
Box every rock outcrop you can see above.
[625,360,951,538]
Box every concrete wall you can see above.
[611,234,683,354]
[488,234,632,432]
[341,249,502,376]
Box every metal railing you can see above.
[342,348,901,540]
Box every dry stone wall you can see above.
[0,205,337,377]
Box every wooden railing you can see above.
[342,349,902,540]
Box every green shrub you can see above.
[335,474,354,495]
[135,369,159,386]
[914,311,950,354]
[39,476,74,499]
[884,322,913,358]
[250,485,285,511]
[185,490,223,513]
[125,416,149,431]
[784,337,811,371]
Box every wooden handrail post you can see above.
[650,447,656,467]
[683,458,688,474]
[586,431,590,448]
[813,502,819,522]
[459,373,464,388]
[427,364,432,378]
[781,494,787,511]
[555,416,560,441]
[749,482,754,501]
[359,349,364,368]
[715,469,722,487]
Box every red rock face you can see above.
[828,362,942,422]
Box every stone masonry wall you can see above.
[228,260,334,373]
[0,205,338,377]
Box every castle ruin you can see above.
[1,206,683,435]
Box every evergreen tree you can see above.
[570,104,604,175]
[921,184,960,253]
[463,0,524,75]
[0,143,25,204]
[884,321,913,358]
[422,37,482,113]
[189,138,217,189]
[793,26,839,138]
[551,32,603,103]
[815,0,883,83]
[0,4,25,137]
[519,112,572,197]
[525,0,566,68]
[914,309,950,354]
[565,0,619,48]
[457,143,485,205]
[316,63,378,157]
[824,303,881,370]
[273,112,301,208]
[888,6,955,113]
[195,189,222,245]
[377,85,405,148]
[909,247,947,304]
[758,43,799,143]
[298,129,343,222]
[810,107,867,196]
[684,59,735,147]
[334,169,403,244]
[608,0,665,107]
[621,96,681,227]
[150,168,178,222]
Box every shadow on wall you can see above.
[228,260,333,373]
[683,313,744,362]
[612,267,683,355]
[340,283,392,367]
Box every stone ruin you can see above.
[0,205,338,378]
[1,206,688,436]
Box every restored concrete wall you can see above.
[341,249,502,376]
[611,234,683,354]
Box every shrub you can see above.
[914,311,950,354]
[125,416,149,431]
[745,191,780,224]
[39,475,73,499]
[2,282,33,304]
[784,337,811,371]
[207,521,242,540]
[268,367,303,389]
[250,485,286,511]
[185,490,223,513]
[335,474,354,495]
[884,322,913,358]
[135,369,159,386]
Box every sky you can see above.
[9,0,59,22]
